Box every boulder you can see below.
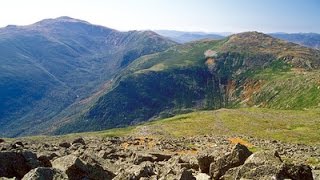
[14,142,24,147]
[52,154,115,180]
[107,149,133,160]
[150,152,172,162]
[179,155,199,170]
[38,155,52,167]
[194,173,210,180]
[38,152,59,161]
[179,168,196,180]
[21,151,41,168]
[97,148,116,159]
[58,142,71,148]
[235,150,284,179]
[114,161,156,180]
[280,163,313,180]
[0,139,5,143]
[209,143,252,179]
[231,150,313,180]
[0,151,40,179]
[220,167,240,179]
[134,153,155,164]
[22,167,68,180]
[158,156,183,178]
[72,138,85,145]
[134,152,172,164]
[11,142,24,149]
[197,153,215,173]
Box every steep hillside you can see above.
[54,32,320,134]
[0,16,176,137]
[270,33,320,49]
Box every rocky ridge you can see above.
[0,135,319,179]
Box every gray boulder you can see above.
[179,155,199,170]
[227,150,314,180]
[58,142,71,148]
[52,154,115,180]
[134,152,172,165]
[134,153,155,165]
[280,163,313,180]
[114,161,157,180]
[179,168,196,180]
[209,143,252,179]
[22,167,68,180]
[72,138,86,145]
[0,151,40,179]
[197,153,215,173]
[194,173,210,180]
[235,150,284,179]
[37,155,52,167]
[150,152,172,162]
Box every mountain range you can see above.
[155,30,320,50]
[1,17,320,137]
[0,16,176,137]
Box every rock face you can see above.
[0,136,318,179]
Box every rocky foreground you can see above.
[0,135,319,180]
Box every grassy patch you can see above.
[14,107,320,148]
[78,107,320,145]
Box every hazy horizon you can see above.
[0,0,319,33]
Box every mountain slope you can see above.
[0,16,176,137]
[155,30,225,43]
[54,32,320,134]
[270,33,320,49]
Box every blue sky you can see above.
[0,0,319,33]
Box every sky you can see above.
[0,0,319,33]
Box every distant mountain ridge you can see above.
[155,30,225,43]
[0,16,176,137]
[155,30,320,50]
[269,33,320,49]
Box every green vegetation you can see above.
[83,108,320,145]
[251,70,320,109]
